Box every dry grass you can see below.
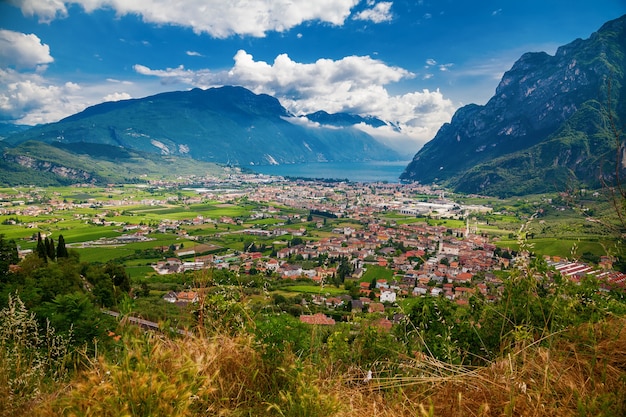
[19,316,626,417]
[32,324,338,417]
[333,316,626,417]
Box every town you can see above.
[1,172,624,328]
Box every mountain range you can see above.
[1,14,625,193]
[401,14,626,196]
[2,86,399,170]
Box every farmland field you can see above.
[282,285,348,296]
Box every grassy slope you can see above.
[11,312,625,417]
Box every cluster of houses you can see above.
[150,217,512,309]
[152,207,625,323]
[5,176,623,328]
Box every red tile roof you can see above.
[299,313,335,325]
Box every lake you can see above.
[249,160,411,183]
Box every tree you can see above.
[45,237,55,260]
[41,292,107,346]
[0,234,18,281]
[140,282,150,297]
[105,263,131,294]
[56,234,69,258]
[369,277,377,290]
[32,263,78,302]
[36,232,47,261]
[337,257,353,283]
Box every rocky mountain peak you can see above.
[401,14,626,196]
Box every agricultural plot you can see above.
[495,237,614,259]
[126,266,158,278]
[282,285,348,296]
[76,246,135,263]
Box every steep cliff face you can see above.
[401,15,626,196]
[4,153,94,181]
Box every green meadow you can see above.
[495,237,615,259]
[360,264,394,283]
[282,285,348,296]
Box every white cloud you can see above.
[351,123,420,156]
[0,30,53,69]
[425,58,437,67]
[287,115,323,129]
[10,0,362,38]
[106,78,133,85]
[0,66,147,124]
[103,92,132,102]
[8,0,68,23]
[134,50,456,148]
[186,50,203,57]
[0,29,90,124]
[353,2,393,23]
[0,69,85,124]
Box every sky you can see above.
[0,0,625,152]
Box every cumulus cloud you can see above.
[134,50,456,147]
[8,0,68,23]
[10,0,362,38]
[0,30,53,69]
[136,50,414,111]
[0,69,84,124]
[0,66,144,124]
[353,2,393,23]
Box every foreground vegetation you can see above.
[1,241,626,416]
[5,307,625,417]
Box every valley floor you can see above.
[1,175,625,416]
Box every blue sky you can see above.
[1,0,624,151]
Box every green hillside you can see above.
[1,141,225,186]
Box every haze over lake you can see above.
[249,160,411,183]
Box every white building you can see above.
[380,289,397,303]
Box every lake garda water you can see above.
[249,160,411,183]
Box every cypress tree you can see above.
[46,237,56,260]
[56,234,69,258]
[36,232,47,261]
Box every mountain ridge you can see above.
[400,14,626,196]
[5,86,400,168]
